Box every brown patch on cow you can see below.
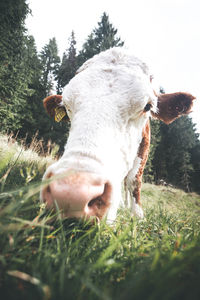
[131,92,195,207]
[43,95,69,122]
[133,120,151,205]
[153,92,195,124]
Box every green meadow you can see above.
[0,135,200,300]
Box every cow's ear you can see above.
[153,92,196,124]
[43,95,69,122]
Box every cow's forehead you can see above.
[62,48,155,116]
[77,47,149,75]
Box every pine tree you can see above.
[190,140,200,193]
[78,12,124,66]
[0,0,29,78]
[143,119,161,182]
[0,0,30,132]
[57,31,77,93]
[16,35,47,140]
[39,38,60,95]
[153,116,198,192]
[20,36,69,151]
[95,12,124,51]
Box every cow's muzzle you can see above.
[41,171,112,221]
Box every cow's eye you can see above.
[144,103,152,112]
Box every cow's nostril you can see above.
[88,196,105,209]
[42,184,54,208]
[86,183,111,219]
[46,185,51,193]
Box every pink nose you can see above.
[41,172,111,220]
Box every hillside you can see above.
[0,135,200,300]
[0,134,54,191]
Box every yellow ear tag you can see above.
[54,107,67,122]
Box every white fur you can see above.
[43,48,157,222]
[124,156,142,211]
[132,200,144,218]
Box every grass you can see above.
[0,134,55,191]
[0,135,200,300]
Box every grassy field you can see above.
[0,135,200,300]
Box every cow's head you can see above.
[41,48,195,222]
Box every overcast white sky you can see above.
[26,0,200,132]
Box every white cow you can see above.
[41,48,195,223]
